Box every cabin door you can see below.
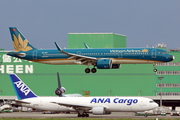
[151,49,156,58]
[77,51,81,55]
[118,52,122,58]
[33,50,37,59]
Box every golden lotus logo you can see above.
[142,49,148,52]
[12,34,32,52]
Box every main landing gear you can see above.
[77,113,89,117]
[85,67,97,73]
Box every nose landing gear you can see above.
[153,69,157,72]
[153,63,157,72]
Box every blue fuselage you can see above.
[8,48,173,65]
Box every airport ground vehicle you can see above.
[170,110,179,116]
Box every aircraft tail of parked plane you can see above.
[9,74,82,98]
[9,27,36,52]
[9,74,37,100]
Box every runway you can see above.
[0,112,180,119]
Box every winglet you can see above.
[8,74,37,100]
[84,43,89,49]
[54,42,62,51]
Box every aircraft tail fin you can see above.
[8,74,37,100]
[9,27,36,52]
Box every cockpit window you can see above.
[149,101,155,103]
[161,52,167,54]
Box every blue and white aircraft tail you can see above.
[9,74,37,99]
[9,27,36,52]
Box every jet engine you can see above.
[92,106,111,115]
[54,72,66,97]
[55,87,66,96]
[112,64,120,69]
[96,59,112,69]
[96,59,120,69]
[92,106,105,115]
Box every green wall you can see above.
[68,33,126,48]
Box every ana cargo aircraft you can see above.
[9,74,158,117]
[7,27,174,73]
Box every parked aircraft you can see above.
[9,74,158,117]
[7,27,174,73]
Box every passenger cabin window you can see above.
[149,101,155,103]
[161,52,167,54]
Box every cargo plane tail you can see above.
[8,74,37,100]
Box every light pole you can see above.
[158,77,164,107]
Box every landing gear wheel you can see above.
[91,68,97,73]
[85,68,90,73]
[77,114,81,117]
[153,69,157,72]
[81,114,85,117]
[85,114,89,117]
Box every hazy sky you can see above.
[1,0,180,50]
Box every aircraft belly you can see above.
[112,59,156,64]
[38,60,81,65]
[33,102,74,112]
[107,104,132,112]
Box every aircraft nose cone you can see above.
[151,102,159,109]
[155,103,159,108]
[170,55,175,61]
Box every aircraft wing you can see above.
[51,102,92,110]
[54,42,97,65]
[13,100,31,104]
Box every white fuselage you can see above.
[17,96,158,113]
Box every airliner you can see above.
[7,27,174,73]
[9,74,158,117]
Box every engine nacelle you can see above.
[96,59,112,69]
[112,64,120,69]
[92,106,105,115]
[104,111,111,114]
[55,87,66,96]
[92,107,111,115]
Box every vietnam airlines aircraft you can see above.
[7,27,174,73]
[9,74,158,117]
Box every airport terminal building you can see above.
[0,33,180,109]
